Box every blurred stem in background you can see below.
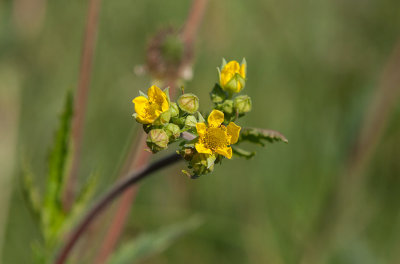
[94,1,208,263]
[0,66,20,263]
[300,39,400,264]
[63,0,102,211]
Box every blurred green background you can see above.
[1,0,400,263]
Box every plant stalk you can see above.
[54,153,182,264]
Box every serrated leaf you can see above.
[42,91,73,242]
[107,216,203,264]
[232,146,256,159]
[239,128,288,146]
[20,160,41,221]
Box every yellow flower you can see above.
[219,59,246,93]
[195,109,241,159]
[132,85,169,124]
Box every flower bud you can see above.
[177,93,199,114]
[146,129,169,153]
[164,123,181,140]
[217,100,234,115]
[218,59,246,93]
[170,102,179,117]
[234,95,252,114]
[153,109,171,125]
[184,115,197,128]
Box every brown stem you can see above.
[93,1,208,262]
[300,39,400,264]
[54,153,182,264]
[182,0,208,47]
[63,0,102,211]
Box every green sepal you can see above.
[163,87,171,104]
[221,58,227,69]
[139,90,148,98]
[195,111,205,123]
[206,154,216,169]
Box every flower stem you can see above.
[54,153,182,264]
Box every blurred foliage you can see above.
[107,216,203,264]
[1,0,400,263]
[20,93,96,262]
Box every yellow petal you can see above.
[208,109,224,127]
[132,96,149,116]
[196,123,207,137]
[215,146,232,159]
[161,98,169,112]
[227,122,241,144]
[148,85,169,110]
[136,114,150,124]
[132,95,148,105]
[225,60,240,72]
[220,72,233,87]
[195,143,212,155]
[240,63,246,78]
[147,85,161,99]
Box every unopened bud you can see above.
[178,93,199,114]
[234,95,252,114]
[218,100,234,114]
[218,59,246,93]
[146,129,169,153]
[164,123,181,140]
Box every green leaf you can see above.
[232,146,256,159]
[107,216,203,264]
[239,128,288,146]
[42,91,73,242]
[20,160,41,221]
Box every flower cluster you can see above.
[132,59,260,178]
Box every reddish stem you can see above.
[63,0,102,211]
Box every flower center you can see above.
[143,102,159,118]
[203,126,230,150]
